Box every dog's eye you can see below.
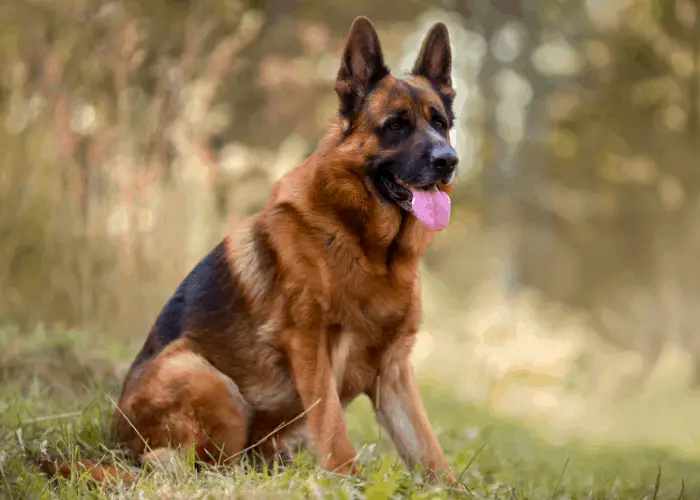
[432,116,447,130]
[386,119,404,131]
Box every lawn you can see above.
[1,325,698,499]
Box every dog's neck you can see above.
[260,119,431,283]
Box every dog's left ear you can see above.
[335,16,390,125]
[412,23,456,119]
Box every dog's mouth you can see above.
[394,177,451,232]
[370,165,451,232]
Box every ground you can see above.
[1,325,698,499]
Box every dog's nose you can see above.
[431,145,458,174]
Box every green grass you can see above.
[1,325,699,499]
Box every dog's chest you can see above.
[328,276,413,335]
[325,239,412,315]
[329,330,376,400]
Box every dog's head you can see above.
[335,16,458,231]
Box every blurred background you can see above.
[1,0,699,456]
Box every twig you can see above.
[109,395,322,472]
[676,478,685,500]
[652,465,662,500]
[20,411,83,425]
[227,398,322,463]
[106,395,163,471]
[455,442,487,486]
[15,429,24,453]
[549,453,570,500]
[0,455,13,500]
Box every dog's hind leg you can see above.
[112,339,252,470]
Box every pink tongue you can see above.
[410,187,451,231]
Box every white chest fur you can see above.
[331,330,355,391]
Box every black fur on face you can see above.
[364,94,456,210]
[336,17,458,211]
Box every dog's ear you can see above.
[412,23,455,120]
[335,16,389,125]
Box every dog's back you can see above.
[121,240,238,391]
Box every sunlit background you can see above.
[2,0,700,459]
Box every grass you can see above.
[1,325,699,499]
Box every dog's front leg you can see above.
[284,332,359,475]
[368,345,459,487]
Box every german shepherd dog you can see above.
[42,16,461,487]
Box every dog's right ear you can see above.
[335,16,389,126]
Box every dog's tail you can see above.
[37,455,136,484]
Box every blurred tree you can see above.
[512,0,700,390]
